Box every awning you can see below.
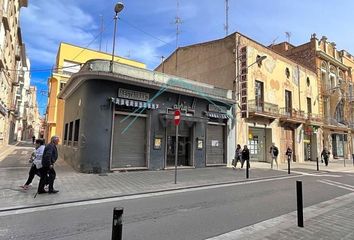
[205,111,229,119]
[111,97,159,109]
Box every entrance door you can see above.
[206,124,225,165]
[281,127,294,162]
[249,128,265,161]
[111,114,146,169]
[166,136,191,167]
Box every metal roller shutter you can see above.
[206,124,225,165]
[112,114,146,168]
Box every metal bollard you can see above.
[316,157,319,171]
[112,207,123,240]
[287,155,291,174]
[246,159,249,179]
[296,181,304,227]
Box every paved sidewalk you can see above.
[207,192,354,240]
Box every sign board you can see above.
[174,109,181,126]
[239,46,248,118]
[208,104,227,113]
[118,88,149,101]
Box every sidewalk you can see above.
[207,192,354,240]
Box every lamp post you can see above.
[111,2,124,72]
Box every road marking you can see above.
[0,174,301,217]
[318,179,354,192]
[289,170,341,177]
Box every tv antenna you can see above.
[224,0,229,36]
[285,32,291,43]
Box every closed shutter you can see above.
[112,114,146,168]
[206,124,225,165]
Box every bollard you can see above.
[287,155,291,174]
[316,157,319,171]
[296,181,304,227]
[112,207,123,240]
[246,159,249,179]
[352,154,354,167]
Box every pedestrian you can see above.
[321,147,331,167]
[38,136,60,194]
[286,146,293,162]
[32,135,35,144]
[20,139,45,190]
[270,143,279,169]
[233,144,243,169]
[242,145,250,169]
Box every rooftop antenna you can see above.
[224,0,229,36]
[99,14,104,51]
[271,36,279,47]
[174,0,182,71]
[285,32,291,43]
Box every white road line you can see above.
[290,170,341,177]
[322,179,354,189]
[0,174,301,217]
[318,180,354,192]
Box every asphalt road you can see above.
[0,172,352,240]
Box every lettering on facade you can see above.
[118,88,150,101]
[208,104,227,113]
[239,46,248,118]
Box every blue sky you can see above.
[20,0,354,115]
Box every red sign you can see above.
[174,109,181,126]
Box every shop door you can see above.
[111,114,146,169]
[281,127,294,162]
[206,124,225,165]
[249,128,265,162]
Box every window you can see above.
[255,80,264,111]
[306,77,310,87]
[74,119,80,146]
[0,23,5,50]
[68,121,73,144]
[307,97,312,115]
[335,100,344,124]
[285,90,292,116]
[285,67,290,79]
[60,82,66,91]
[64,123,68,144]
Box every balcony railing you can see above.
[279,107,306,122]
[248,100,279,116]
[305,113,323,123]
[324,117,348,127]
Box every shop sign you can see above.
[118,88,149,101]
[239,46,248,118]
[208,104,227,113]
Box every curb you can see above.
[0,172,300,213]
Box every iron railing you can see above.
[248,99,279,115]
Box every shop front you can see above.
[59,60,234,173]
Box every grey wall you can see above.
[63,78,230,173]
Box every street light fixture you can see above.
[111,2,124,72]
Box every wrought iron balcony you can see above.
[279,107,306,123]
[305,113,323,124]
[248,100,279,118]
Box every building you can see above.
[0,0,28,145]
[155,32,320,163]
[21,84,41,140]
[45,42,146,143]
[271,34,354,160]
[58,60,234,173]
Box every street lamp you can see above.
[111,2,124,72]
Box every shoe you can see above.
[48,190,59,194]
[37,190,47,194]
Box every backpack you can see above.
[273,146,279,156]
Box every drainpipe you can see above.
[297,65,301,162]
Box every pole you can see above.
[246,158,249,179]
[316,157,319,171]
[296,181,304,227]
[112,207,123,240]
[111,13,118,72]
[287,155,291,174]
[175,124,179,184]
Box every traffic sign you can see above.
[174,109,181,126]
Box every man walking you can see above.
[38,136,60,194]
[270,143,279,169]
[321,147,331,167]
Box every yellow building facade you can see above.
[45,42,145,142]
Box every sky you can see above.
[20,0,354,115]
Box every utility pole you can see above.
[99,14,104,51]
[225,0,229,36]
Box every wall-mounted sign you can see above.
[118,88,149,101]
[154,137,162,150]
[112,98,159,109]
[197,139,204,149]
[239,46,248,118]
[211,140,219,147]
[208,104,227,113]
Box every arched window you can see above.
[335,100,344,123]
[338,70,344,86]
[329,65,337,89]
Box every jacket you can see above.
[33,145,45,169]
[242,148,250,160]
[42,143,58,168]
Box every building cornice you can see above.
[317,51,348,70]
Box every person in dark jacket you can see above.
[321,147,331,166]
[242,145,250,169]
[37,136,60,194]
[233,144,243,169]
[286,146,293,162]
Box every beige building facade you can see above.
[156,32,321,164]
[0,0,28,145]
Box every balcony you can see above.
[279,108,306,124]
[2,12,9,31]
[15,45,21,61]
[247,100,279,120]
[305,113,323,125]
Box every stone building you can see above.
[155,32,320,164]
[271,34,354,160]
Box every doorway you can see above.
[166,136,192,167]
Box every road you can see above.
[0,171,352,240]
